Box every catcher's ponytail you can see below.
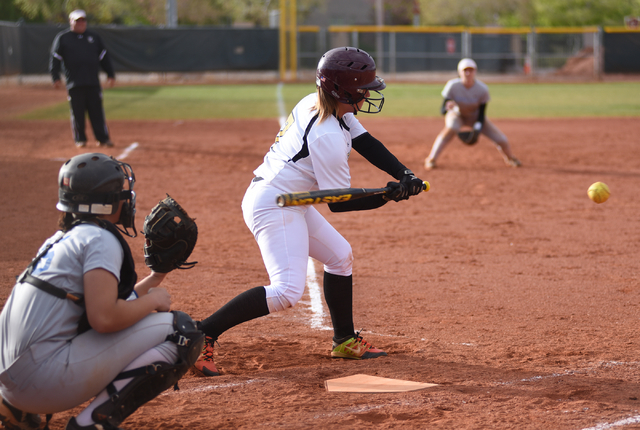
[58,212,101,232]
[58,212,75,232]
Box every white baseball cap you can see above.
[457,58,477,73]
[69,10,86,21]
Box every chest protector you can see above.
[18,219,137,333]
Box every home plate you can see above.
[325,374,438,393]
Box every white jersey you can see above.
[442,78,490,120]
[253,93,367,193]
[0,224,123,369]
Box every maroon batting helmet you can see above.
[316,47,386,113]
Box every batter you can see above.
[425,58,521,169]
[194,47,426,377]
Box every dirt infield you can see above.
[1,85,640,429]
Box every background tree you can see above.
[417,0,534,26]
[416,0,640,27]
[6,0,320,26]
[533,0,640,26]
[3,0,640,26]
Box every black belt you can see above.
[252,176,264,182]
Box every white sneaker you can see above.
[425,158,436,170]
[505,157,521,167]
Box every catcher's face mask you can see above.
[117,161,137,237]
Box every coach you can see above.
[50,9,115,148]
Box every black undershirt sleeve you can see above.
[329,132,408,213]
[441,98,450,115]
[478,103,487,124]
[328,194,388,212]
[351,132,407,180]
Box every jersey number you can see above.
[273,113,294,146]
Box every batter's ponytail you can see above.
[314,87,339,123]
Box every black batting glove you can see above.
[383,181,409,202]
[400,169,424,196]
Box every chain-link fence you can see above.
[297,26,615,78]
[1,22,639,78]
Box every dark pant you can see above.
[68,85,110,143]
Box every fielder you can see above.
[0,153,203,430]
[194,47,425,376]
[425,58,521,170]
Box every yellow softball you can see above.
[587,182,610,204]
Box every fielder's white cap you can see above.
[69,10,86,21]
[457,58,477,73]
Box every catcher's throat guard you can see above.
[92,311,204,427]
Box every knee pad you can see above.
[92,311,204,427]
[166,310,206,367]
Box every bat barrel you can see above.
[275,182,429,208]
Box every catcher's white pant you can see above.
[0,313,177,414]
[242,180,353,313]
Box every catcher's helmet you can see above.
[57,153,137,236]
[316,47,386,113]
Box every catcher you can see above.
[424,58,521,170]
[0,153,202,430]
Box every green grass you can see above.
[19,82,640,120]
[382,82,640,118]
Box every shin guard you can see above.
[92,311,204,427]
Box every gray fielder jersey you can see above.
[442,78,491,121]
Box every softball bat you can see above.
[276,181,430,207]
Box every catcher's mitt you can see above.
[143,194,198,273]
[458,129,480,145]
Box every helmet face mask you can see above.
[57,153,137,237]
[358,89,385,114]
[316,47,386,114]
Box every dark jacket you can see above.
[50,29,115,90]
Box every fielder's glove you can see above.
[458,121,482,145]
[143,194,198,273]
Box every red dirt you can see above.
[2,85,640,429]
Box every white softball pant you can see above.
[428,110,510,161]
[445,110,508,144]
[0,312,177,414]
[242,180,353,313]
